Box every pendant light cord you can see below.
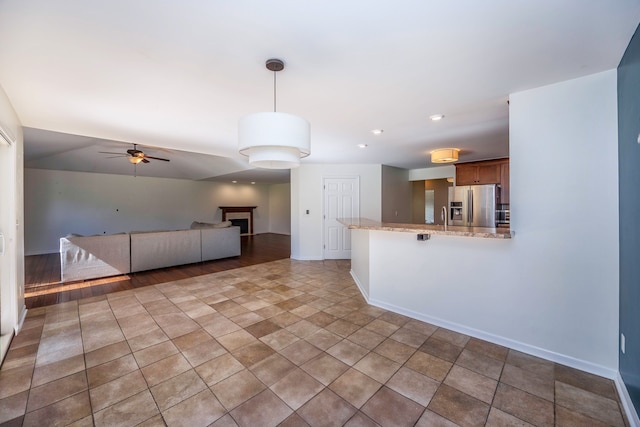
[273,70,277,112]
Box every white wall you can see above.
[0,83,25,358]
[509,69,619,370]
[408,165,455,181]
[381,165,411,223]
[351,70,620,374]
[290,164,382,260]
[268,183,291,235]
[24,169,286,254]
[351,229,370,298]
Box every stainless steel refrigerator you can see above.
[448,184,498,227]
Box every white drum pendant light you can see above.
[239,59,310,169]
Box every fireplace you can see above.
[219,206,257,236]
[229,218,249,234]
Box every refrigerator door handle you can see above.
[467,189,472,225]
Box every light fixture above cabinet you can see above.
[431,148,460,163]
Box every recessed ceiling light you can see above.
[251,181,256,185]
[430,114,444,121]
[371,129,384,135]
[232,180,237,184]
[357,144,368,148]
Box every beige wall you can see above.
[268,183,291,235]
[381,165,411,223]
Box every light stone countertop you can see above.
[337,217,513,239]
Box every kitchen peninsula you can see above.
[339,217,512,239]
[338,217,527,359]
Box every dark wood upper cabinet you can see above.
[455,158,510,202]
[456,159,504,185]
[477,163,501,184]
[455,164,480,185]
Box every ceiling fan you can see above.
[100,144,170,164]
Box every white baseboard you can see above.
[349,270,369,301]
[351,269,639,426]
[290,255,324,261]
[615,372,640,427]
[25,250,57,256]
[16,305,27,334]
[369,296,617,379]
[351,270,617,380]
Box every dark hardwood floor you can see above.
[25,233,290,309]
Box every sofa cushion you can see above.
[190,221,212,229]
[190,220,232,229]
[130,229,201,272]
[213,220,232,228]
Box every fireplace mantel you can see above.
[219,206,257,213]
[219,206,257,235]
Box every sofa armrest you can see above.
[60,234,131,282]
[201,226,241,261]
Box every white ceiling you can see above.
[22,127,290,182]
[1,1,639,181]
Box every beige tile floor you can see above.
[0,259,629,427]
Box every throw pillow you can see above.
[213,220,232,228]
[190,221,214,229]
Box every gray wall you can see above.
[381,165,411,223]
[617,23,640,413]
[410,179,452,224]
[25,168,289,254]
[425,179,451,225]
[411,181,425,223]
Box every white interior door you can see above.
[323,177,359,259]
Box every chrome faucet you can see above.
[442,206,448,231]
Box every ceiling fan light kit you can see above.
[100,144,170,165]
[238,58,310,169]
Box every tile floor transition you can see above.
[0,259,629,426]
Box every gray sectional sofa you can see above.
[60,233,131,283]
[60,225,241,282]
[130,229,202,273]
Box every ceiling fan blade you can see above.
[142,158,150,163]
[143,155,170,162]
